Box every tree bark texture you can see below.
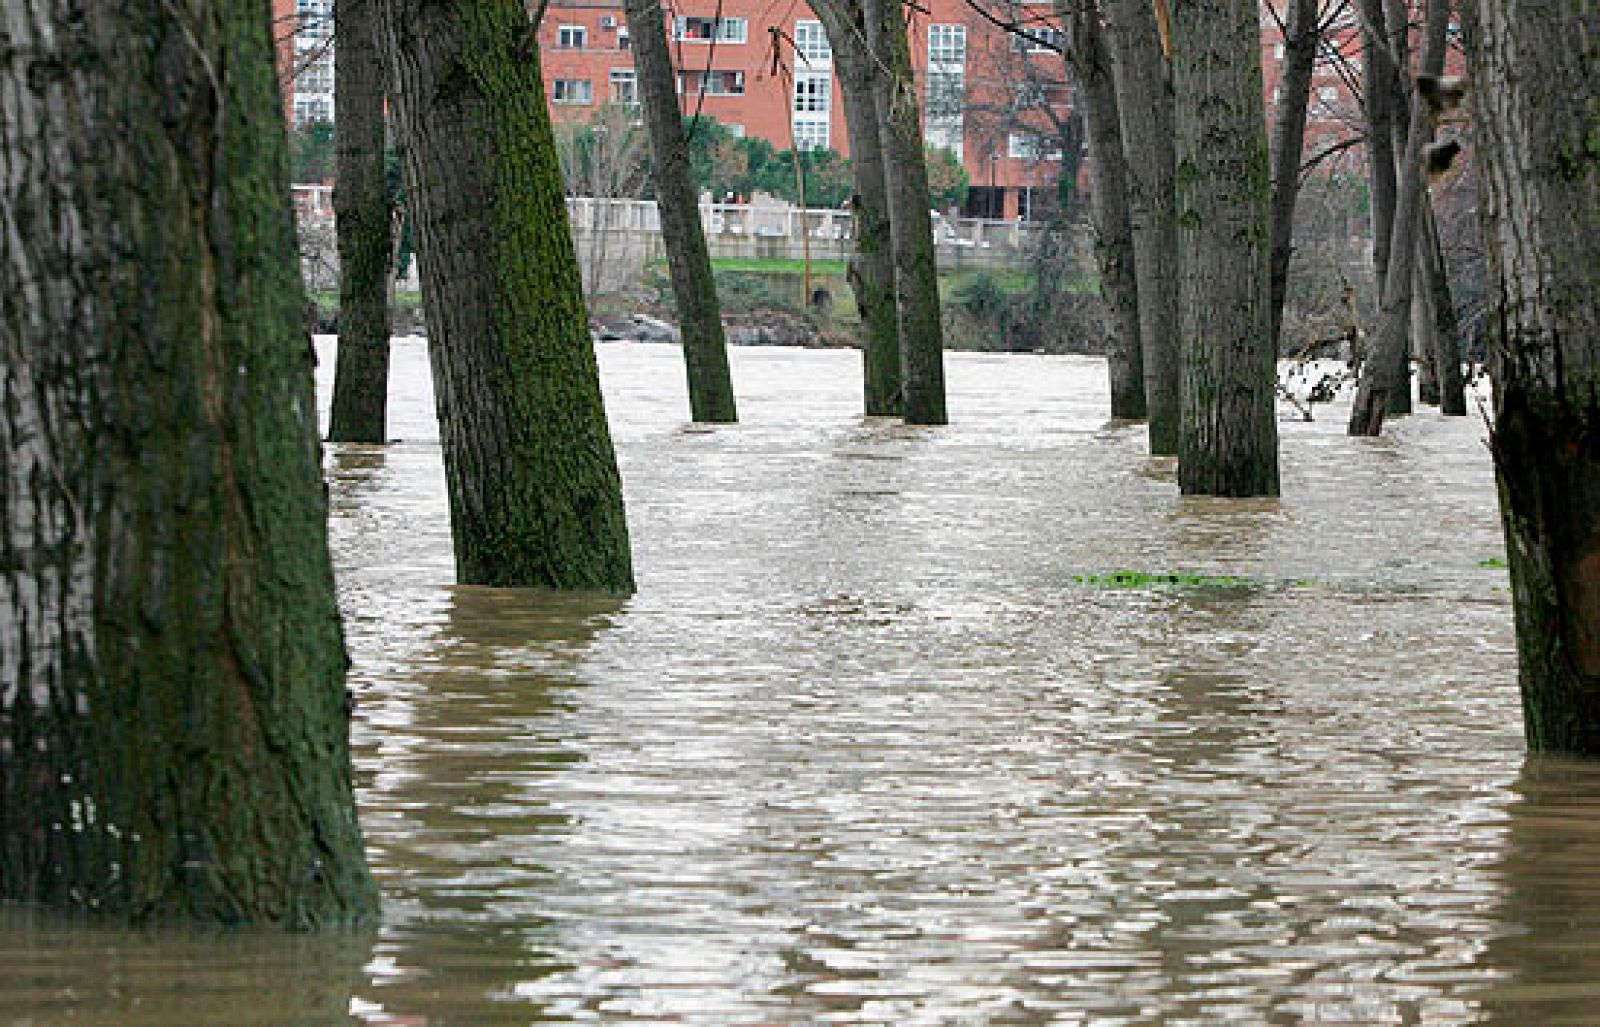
[1420,200,1468,415]
[1349,0,1450,436]
[1267,0,1318,352]
[1171,0,1281,497]
[1463,0,1600,753]
[813,0,902,417]
[1359,0,1400,296]
[1100,0,1182,454]
[329,0,395,444]
[863,0,949,426]
[624,0,737,423]
[384,0,635,590]
[0,0,378,925]
[1065,0,1145,420]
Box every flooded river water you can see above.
[6,341,1600,1024]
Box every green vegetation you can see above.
[1479,557,1509,569]
[290,119,336,182]
[1073,570,1260,589]
[709,257,849,275]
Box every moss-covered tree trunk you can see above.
[383,0,634,590]
[1463,0,1600,753]
[1064,0,1146,422]
[0,0,378,926]
[1268,0,1318,351]
[813,0,902,417]
[863,0,949,426]
[1171,0,1281,497]
[1100,0,1182,454]
[329,0,395,444]
[623,0,737,424]
[1349,0,1450,436]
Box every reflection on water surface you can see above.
[4,342,1597,1024]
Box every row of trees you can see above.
[2,0,1598,931]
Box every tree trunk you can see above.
[624,0,738,423]
[1268,0,1319,352]
[1420,198,1468,415]
[1359,0,1400,296]
[1100,0,1182,455]
[384,0,635,590]
[0,0,378,925]
[863,0,949,426]
[1171,0,1281,497]
[813,0,902,417]
[1065,0,1145,420]
[1414,249,1442,406]
[1463,0,1600,753]
[329,0,394,444]
[1349,0,1450,436]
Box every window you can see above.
[678,70,746,96]
[926,69,965,119]
[296,0,331,39]
[610,69,637,104]
[1318,85,1338,102]
[1013,27,1064,53]
[795,20,832,64]
[724,123,746,138]
[552,78,593,104]
[293,96,332,124]
[792,119,830,151]
[673,16,748,43]
[557,24,587,50]
[929,24,967,66]
[1008,132,1063,160]
[793,73,831,113]
[298,56,334,94]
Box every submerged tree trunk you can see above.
[863,0,948,426]
[813,0,902,416]
[1268,0,1319,352]
[1464,0,1600,753]
[0,0,378,925]
[1171,0,1281,497]
[1100,0,1182,455]
[624,0,737,423]
[1065,0,1145,420]
[1349,0,1449,436]
[384,0,634,590]
[1420,200,1467,415]
[329,0,394,443]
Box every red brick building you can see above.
[536,0,1072,219]
[273,1,1378,221]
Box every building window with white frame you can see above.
[609,69,638,104]
[792,118,830,151]
[927,24,967,157]
[552,78,594,104]
[793,73,831,113]
[673,16,748,43]
[557,24,588,49]
[929,24,968,65]
[794,20,832,65]
[678,69,746,96]
[1007,131,1063,160]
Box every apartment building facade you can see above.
[536,0,1073,219]
[272,2,1370,221]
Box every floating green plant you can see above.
[1072,570,1258,589]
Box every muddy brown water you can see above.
[4,342,1599,1025]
